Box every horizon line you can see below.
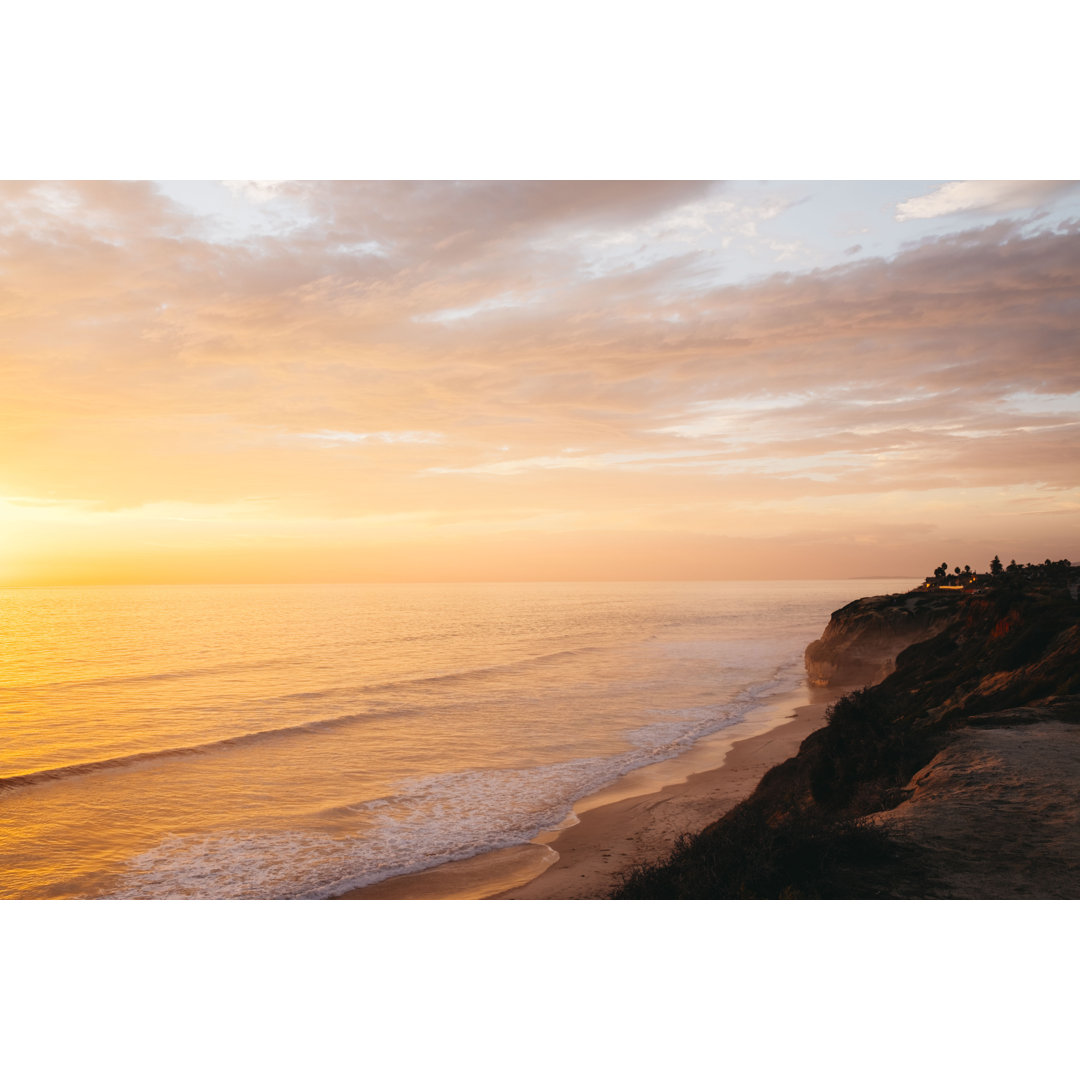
[0,575,926,589]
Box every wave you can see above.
[4,656,291,693]
[263,643,601,704]
[105,673,792,899]
[0,645,604,792]
[0,650,800,794]
[6,643,599,702]
[0,708,383,791]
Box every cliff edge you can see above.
[803,590,960,687]
[616,572,1080,899]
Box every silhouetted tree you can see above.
[990,555,1003,576]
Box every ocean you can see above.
[0,579,909,899]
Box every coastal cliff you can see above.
[803,590,960,687]
[615,570,1080,899]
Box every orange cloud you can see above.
[1,182,1077,584]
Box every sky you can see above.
[2,178,1079,584]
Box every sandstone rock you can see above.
[804,591,958,687]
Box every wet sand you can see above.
[496,695,836,899]
[334,682,846,900]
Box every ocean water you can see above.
[0,579,908,899]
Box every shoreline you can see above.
[333,680,847,901]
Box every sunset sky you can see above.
[2,179,1078,584]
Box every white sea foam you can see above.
[109,668,803,899]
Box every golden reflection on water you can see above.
[0,580,907,898]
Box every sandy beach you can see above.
[335,682,846,900]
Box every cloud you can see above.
[223,180,289,204]
[281,180,719,262]
[895,180,1079,221]
[298,430,443,445]
[427,448,710,476]
[3,182,1079,581]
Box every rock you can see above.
[804,591,959,687]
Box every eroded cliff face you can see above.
[804,590,963,687]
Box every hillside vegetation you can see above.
[614,563,1080,899]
